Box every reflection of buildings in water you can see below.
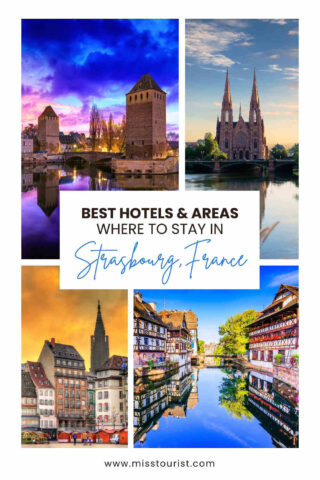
[134,366,194,444]
[187,369,199,410]
[109,174,178,191]
[37,171,59,217]
[247,370,299,448]
[22,173,34,192]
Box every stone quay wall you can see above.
[111,156,178,175]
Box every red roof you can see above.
[26,361,54,389]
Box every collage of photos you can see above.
[21,18,299,449]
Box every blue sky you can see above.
[138,266,299,343]
[22,19,178,133]
[186,19,298,147]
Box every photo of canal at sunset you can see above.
[133,266,299,448]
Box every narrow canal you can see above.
[134,366,298,448]
[185,173,298,259]
[21,165,178,259]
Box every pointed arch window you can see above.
[253,111,257,124]
[225,139,228,149]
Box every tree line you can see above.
[186,132,227,161]
[90,104,126,153]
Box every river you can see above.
[185,173,298,259]
[134,365,299,448]
[21,165,178,259]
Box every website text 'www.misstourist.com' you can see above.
[104,459,215,468]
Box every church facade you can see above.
[216,71,269,161]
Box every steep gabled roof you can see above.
[96,355,128,372]
[21,371,37,397]
[159,310,197,330]
[39,105,59,119]
[45,340,84,362]
[134,295,168,327]
[26,361,54,389]
[128,74,165,94]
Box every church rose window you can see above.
[236,132,247,146]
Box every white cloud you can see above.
[186,20,253,67]
[289,29,298,35]
[269,64,282,71]
[270,19,287,25]
[269,54,279,59]
[267,270,299,287]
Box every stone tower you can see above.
[125,73,167,159]
[216,70,268,160]
[90,300,109,373]
[38,105,60,153]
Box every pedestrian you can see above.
[82,432,87,446]
[73,433,77,446]
[88,434,92,446]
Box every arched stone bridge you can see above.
[63,151,118,165]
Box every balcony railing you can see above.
[135,344,166,352]
[249,336,298,349]
[134,328,166,339]
[249,316,298,337]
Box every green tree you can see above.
[198,340,205,353]
[217,309,257,355]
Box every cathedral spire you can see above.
[239,102,242,119]
[223,69,232,107]
[91,300,109,372]
[250,69,260,106]
[94,299,105,336]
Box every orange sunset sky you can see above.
[22,267,127,370]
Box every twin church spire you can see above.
[221,69,260,119]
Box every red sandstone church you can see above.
[216,70,269,161]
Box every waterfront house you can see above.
[21,136,34,153]
[159,309,198,356]
[161,313,192,367]
[134,292,167,369]
[248,284,299,378]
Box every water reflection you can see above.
[21,164,178,259]
[134,366,299,448]
[185,172,298,259]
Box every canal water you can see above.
[21,165,178,259]
[134,366,299,448]
[185,173,298,259]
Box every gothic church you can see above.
[216,70,268,160]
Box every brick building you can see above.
[38,105,60,153]
[38,338,87,431]
[216,70,268,160]
[126,74,167,159]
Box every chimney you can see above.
[51,338,55,347]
